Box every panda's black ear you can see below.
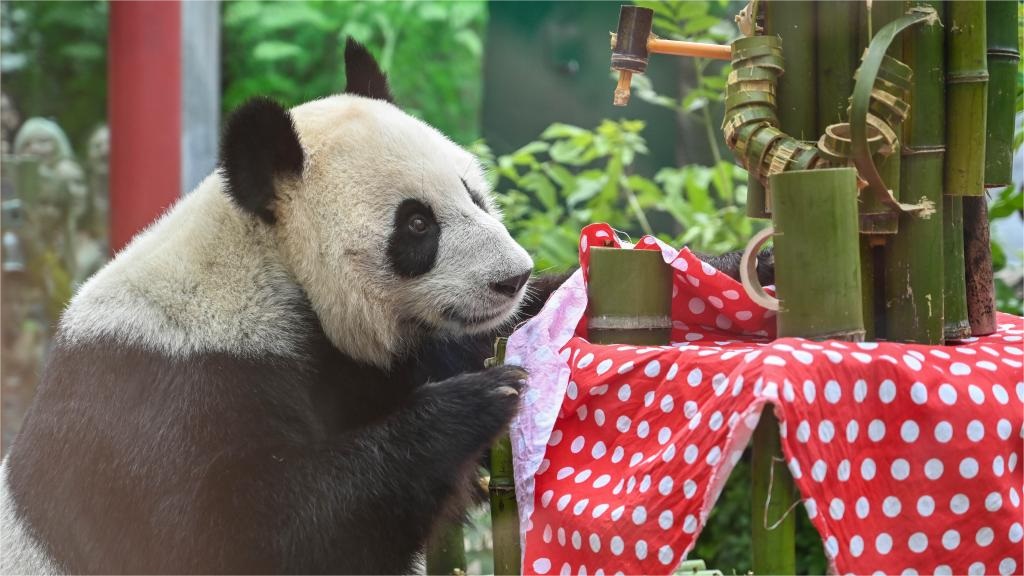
[219,97,304,224]
[343,38,394,103]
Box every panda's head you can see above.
[219,40,533,366]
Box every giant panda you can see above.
[1,41,536,574]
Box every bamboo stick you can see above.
[765,1,816,141]
[426,523,466,576]
[984,0,1019,187]
[587,247,672,345]
[648,37,732,60]
[751,410,794,575]
[885,0,946,344]
[963,195,996,335]
[943,196,972,339]
[944,0,988,197]
[815,0,858,134]
[487,338,520,576]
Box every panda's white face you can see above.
[273,95,533,362]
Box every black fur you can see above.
[219,98,305,224]
[344,39,394,103]
[694,247,775,287]
[387,199,441,278]
[6,303,526,574]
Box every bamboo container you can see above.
[944,1,988,197]
[984,0,1019,187]
[943,196,972,339]
[586,248,672,345]
[487,338,520,576]
[885,0,946,344]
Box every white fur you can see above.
[61,95,532,368]
[0,460,61,575]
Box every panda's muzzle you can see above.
[489,270,532,298]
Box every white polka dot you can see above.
[556,494,572,511]
[556,467,575,480]
[594,409,606,426]
[992,384,1010,404]
[938,383,957,404]
[658,509,673,529]
[688,297,706,314]
[883,496,902,517]
[796,421,811,443]
[917,495,934,516]
[683,480,697,499]
[591,503,609,518]
[708,295,724,309]
[789,459,802,479]
[935,566,953,575]
[891,459,910,480]
[1010,454,1019,473]
[723,289,740,300]
[818,421,836,443]
[812,460,828,482]
[736,310,753,321]
[629,453,643,467]
[925,459,944,480]
[829,498,845,520]
[999,558,1017,575]
[876,533,893,554]
[533,558,552,573]
[577,353,594,369]
[594,359,614,376]
[617,361,635,374]
[631,506,647,525]
[846,420,860,442]
[611,446,625,463]
[861,459,877,480]
[792,350,814,365]
[1011,522,1024,543]
[574,470,592,483]
[636,421,650,439]
[854,379,868,402]
[985,492,1003,512]
[977,360,998,371]
[910,382,928,404]
[900,421,919,442]
[644,360,661,377]
[570,436,586,453]
[950,493,970,514]
[592,474,611,489]
[616,415,631,432]
[610,536,624,555]
[934,421,953,443]
[908,532,928,553]
[960,457,979,479]
[541,490,554,508]
[820,380,841,404]
[949,362,971,375]
[868,420,886,442]
[903,354,923,371]
[942,529,960,550]
[966,420,985,442]
[589,533,601,553]
[661,444,676,463]
[709,411,724,431]
[764,355,787,367]
[706,446,722,465]
[684,445,699,464]
[573,499,589,515]
[657,545,674,566]
[850,535,864,557]
[879,379,896,403]
[804,498,818,518]
[657,396,675,414]
[610,505,625,521]
[968,384,986,404]
[824,350,843,363]
[682,515,698,533]
[997,418,1012,439]
[803,380,816,403]
[837,459,851,481]
[824,536,839,558]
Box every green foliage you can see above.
[221,0,487,145]
[0,0,109,158]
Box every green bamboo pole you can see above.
[815,0,858,134]
[587,248,672,345]
[944,1,988,197]
[487,338,520,576]
[860,236,877,340]
[765,2,816,141]
[885,0,946,344]
[984,0,1019,188]
[943,196,971,339]
[751,409,794,574]
[426,522,466,576]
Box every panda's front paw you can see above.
[417,365,528,447]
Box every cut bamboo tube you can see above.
[587,247,672,345]
[487,338,520,576]
[943,196,972,340]
[944,0,988,197]
[984,0,1019,187]
[885,0,945,344]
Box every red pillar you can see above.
[108,1,182,253]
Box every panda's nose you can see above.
[490,270,532,297]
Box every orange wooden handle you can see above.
[647,38,732,60]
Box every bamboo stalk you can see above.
[943,196,972,339]
[860,237,877,340]
[487,338,520,576]
[963,195,996,335]
[426,523,466,576]
[765,1,816,141]
[984,0,1019,187]
[944,0,988,197]
[885,0,946,344]
[751,410,795,575]
[815,0,858,133]
[586,247,672,345]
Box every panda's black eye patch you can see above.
[461,178,488,212]
[387,199,440,278]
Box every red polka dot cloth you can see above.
[504,223,1024,576]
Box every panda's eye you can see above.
[408,215,429,235]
